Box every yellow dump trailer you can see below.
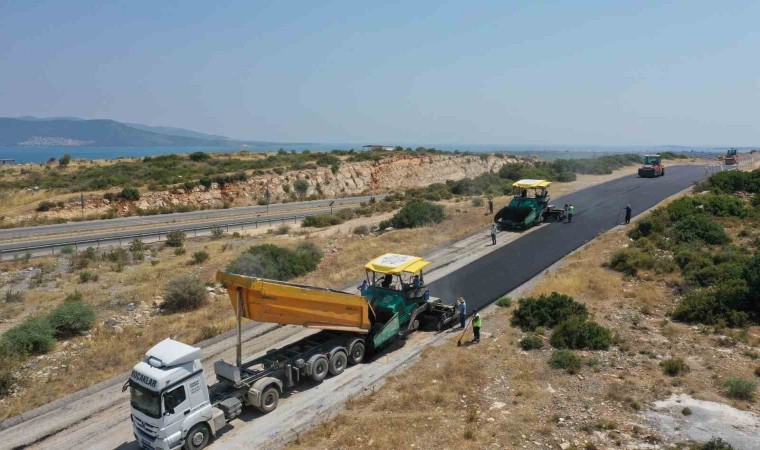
[216,272,371,334]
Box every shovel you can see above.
[456,316,473,347]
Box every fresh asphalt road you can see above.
[0,196,378,241]
[429,165,707,311]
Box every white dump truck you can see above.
[126,256,457,450]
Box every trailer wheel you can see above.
[258,386,279,414]
[348,340,365,364]
[310,356,329,382]
[184,424,210,450]
[329,351,348,375]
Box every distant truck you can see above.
[126,254,457,450]
[638,154,665,178]
[494,179,563,229]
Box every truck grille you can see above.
[133,415,158,438]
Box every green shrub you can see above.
[211,227,224,239]
[191,250,210,265]
[660,358,689,376]
[48,301,95,338]
[672,280,750,326]
[165,230,186,247]
[511,292,588,331]
[703,169,760,194]
[163,275,208,312]
[723,377,756,401]
[226,242,323,280]
[495,295,512,308]
[189,151,211,162]
[671,215,729,245]
[36,200,57,212]
[120,187,140,201]
[386,200,445,229]
[0,363,17,396]
[549,349,583,374]
[520,334,543,350]
[293,179,310,197]
[79,271,98,283]
[610,247,658,276]
[302,213,343,228]
[174,247,186,256]
[699,437,736,450]
[129,239,145,253]
[471,197,484,207]
[2,317,55,356]
[60,245,75,255]
[549,317,612,350]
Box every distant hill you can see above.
[0,117,286,147]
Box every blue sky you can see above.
[1,0,758,146]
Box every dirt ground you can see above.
[285,196,759,450]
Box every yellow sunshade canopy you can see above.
[512,179,551,189]
[364,253,431,275]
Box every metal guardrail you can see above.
[702,152,759,176]
[0,208,340,261]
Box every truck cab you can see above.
[128,339,219,450]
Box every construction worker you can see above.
[490,223,497,245]
[488,197,494,214]
[358,279,369,295]
[457,297,467,328]
[567,204,575,223]
[563,204,568,221]
[472,308,482,343]
[624,204,632,224]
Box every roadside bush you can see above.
[211,227,224,239]
[0,364,16,396]
[293,179,309,197]
[703,169,760,194]
[471,197,484,207]
[549,316,612,350]
[191,250,210,264]
[495,295,512,308]
[671,215,729,245]
[129,239,145,253]
[302,213,343,228]
[165,230,186,247]
[699,438,735,450]
[2,317,55,356]
[385,200,445,229]
[189,151,211,162]
[163,275,208,312]
[660,358,690,376]
[672,280,750,327]
[79,271,98,283]
[47,301,95,338]
[723,377,756,401]
[549,349,583,374]
[60,245,75,255]
[511,292,588,331]
[609,247,658,276]
[520,334,543,350]
[120,187,140,201]
[353,225,369,235]
[226,242,323,280]
[36,200,57,212]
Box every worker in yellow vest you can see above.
[472,309,482,343]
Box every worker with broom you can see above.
[472,309,482,343]
[457,297,467,329]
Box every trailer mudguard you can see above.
[246,377,283,408]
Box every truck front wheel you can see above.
[184,424,210,450]
[258,386,280,414]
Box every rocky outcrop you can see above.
[22,154,522,221]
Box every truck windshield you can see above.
[130,383,161,418]
[644,156,659,165]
